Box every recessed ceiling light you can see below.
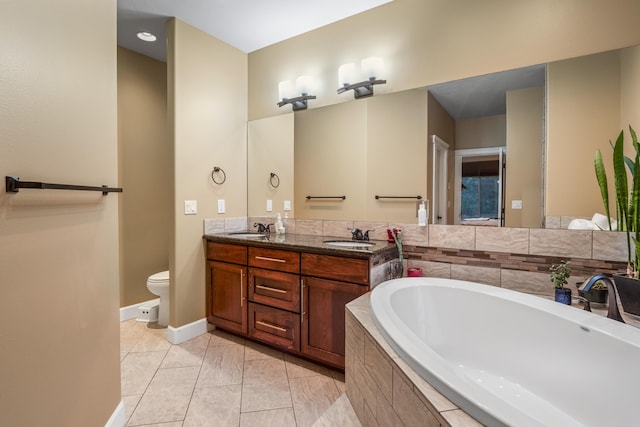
[137,31,157,42]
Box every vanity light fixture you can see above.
[136,31,157,42]
[277,75,316,111]
[337,57,387,99]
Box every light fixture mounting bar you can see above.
[277,93,317,111]
[337,78,387,99]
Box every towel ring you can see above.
[270,172,280,188]
[211,167,226,185]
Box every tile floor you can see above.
[120,319,361,426]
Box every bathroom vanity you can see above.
[204,233,398,370]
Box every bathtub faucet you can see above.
[578,274,625,323]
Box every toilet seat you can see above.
[147,270,169,284]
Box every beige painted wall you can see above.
[546,50,621,217]
[248,0,640,121]
[248,114,295,217]
[621,45,640,139]
[294,101,368,220]
[456,115,506,150]
[505,87,544,228]
[168,19,248,327]
[118,47,171,307]
[427,93,456,224]
[0,0,120,425]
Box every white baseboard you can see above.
[120,299,160,322]
[104,400,125,427]
[166,318,213,345]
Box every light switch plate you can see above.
[284,200,291,211]
[184,200,197,215]
[217,199,225,214]
[512,200,523,209]
[266,199,273,212]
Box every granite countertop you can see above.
[204,232,398,259]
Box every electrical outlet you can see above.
[266,199,273,212]
[512,200,523,209]
[218,199,225,214]
[284,200,291,211]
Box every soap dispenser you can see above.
[418,201,427,226]
[275,213,285,234]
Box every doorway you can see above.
[431,135,449,224]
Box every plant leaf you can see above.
[594,149,612,230]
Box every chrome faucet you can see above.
[253,222,273,233]
[349,228,373,241]
[578,274,625,323]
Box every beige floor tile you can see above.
[121,351,167,396]
[147,366,200,392]
[240,380,292,412]
[127,385,193,426]
[196,344,244,388]
[183,385,242,427]
[240,407,297,427]
[244,340,285,361]
[243,357,288,385]
[311,393,362,427]
[284,354,332,379]
[161,334,210,368]
[208,328,246,347]
[131,330,172,353]
[290,375,341,427]
[122,394,142,425]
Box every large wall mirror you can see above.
[248,44,640,229]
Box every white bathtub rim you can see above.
[370,277,640,427]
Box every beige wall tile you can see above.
[363,401,381,427]
[429,224,475,249]
[393,358,457,413]
[324,220,356,238]
[392,223,428,246]
[500,269,552,296]
[346,311,365,368]
[529,229,592,258]
[409,260,451,278]
[346,373,365,422]
[375,388,403,427]
[592,230,628,262]
[364,335,393,404]
[544,215,561,229]
[392,369,439,427]
[295,219,324,236]
[451,264,501,286]
[225,217,249,232]
[352,353,379,416]
[355,221,391,241]
[475,227,529,254]
[282,217,296,234]
[204,218,225,235]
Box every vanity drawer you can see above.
[207,242,247,264]
[301,253,369,285]
[248,247,300,273]
[248,302,300,352]
[248,268,300,312]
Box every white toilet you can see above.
[146,270,170,326]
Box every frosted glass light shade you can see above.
[296,75,313,95]
[278,80,295,100]
[338,63,357,86]
[361,57,384,79]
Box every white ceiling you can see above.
[116,0,546,120]
[117,0,393,61]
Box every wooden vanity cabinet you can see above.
[207,239,378,370]
[301,253,370,369]
[206,242,248,335]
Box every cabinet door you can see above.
[207,260,247,335]
[301,276,368,369]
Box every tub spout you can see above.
[578,274,624,323]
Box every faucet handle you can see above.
[349,228,363,240]
[253,222,267,232]
[363,229,374,241]
[574,295,592,312]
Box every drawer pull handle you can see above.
[256,320,287,333]
[255,256,287,263]
[301,279,305,323]
[256,285,287,294]
[240,269,245,307]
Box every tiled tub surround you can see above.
[206,218,628,296]
[345,293,482,427]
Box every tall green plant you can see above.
[595,126,640,276]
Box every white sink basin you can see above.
[324,240,376,248]
[229,232,267,239]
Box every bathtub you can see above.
[370,277,640,427]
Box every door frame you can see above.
[431,135,449,224]
[453,146,506,225]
